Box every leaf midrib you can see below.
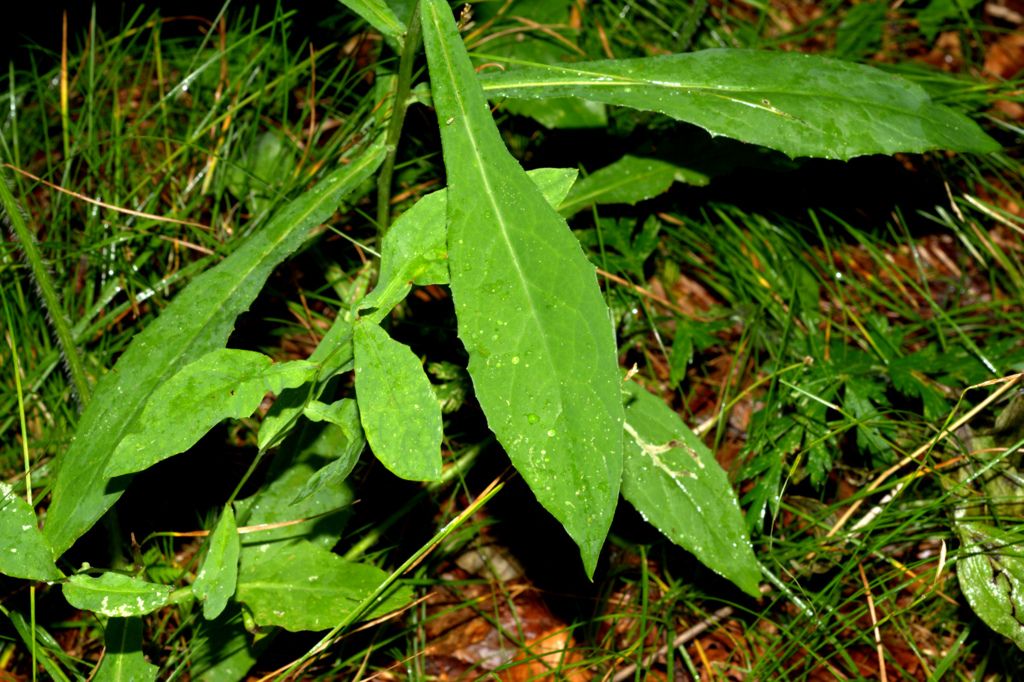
[429,3,564,426]
[477,61,943,123]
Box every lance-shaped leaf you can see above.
[193,505,240,621]
[63,573,173,617]
[421,0,624,577]
[360,166,578,323]
[622,382,761,597]
[236,540,411,632]
[105,351,316,477]
[956,522,1024,650]
[44,139,385,557]
[558,155,708,217]
[354,320,442,481]
[92,618,157,682]
[478,49,999,160]
[0,485,62,581]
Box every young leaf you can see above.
[258,315,355,451]
[956,522,1024,650]
[92,618,157,682]
[236,540,411,632]
[193,505,240,621]
[360,166,578,323]
[0,485,62,581]
[104,351,317,477]
[558,155,708,217]
[43,139,385,557]
[63,573,173,617]
[421,0,624,577]
[294,399,366,503]
[354,320,443,481]
[622,382,761,597]
[478,49,1000,159]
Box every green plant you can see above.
[1,0,1011,678]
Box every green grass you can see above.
[2,0,1023,679]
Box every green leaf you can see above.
[478,49,1000,159]
[422,0,624,577]
[956,522,1024,650]
[258,315,356,451]
[290,399,366,499]
[622,382,761,597]
[105,351,317,477]
[235,443,353,550]
[190,607,259,682]
[360,166,578,323]
[63,573,173,617]
[354,320,443,481]
[92,618,157,682]
[845,377,893,460]
[236,540,411,632]
[193,505,240,621]
[507,97,607,129]
[43,138,385,557]
[338,0,406,48]
[295,400,366,503]
[0,484,62,581]
[472,0,606,129]
[559,155,707,217]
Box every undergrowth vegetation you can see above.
[1,0,1023,679]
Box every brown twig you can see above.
[858,562,888,682]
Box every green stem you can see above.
[375,1,423,239]
[0,173,91,406]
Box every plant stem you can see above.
[0,174,91,406]
[375,1,423,239]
